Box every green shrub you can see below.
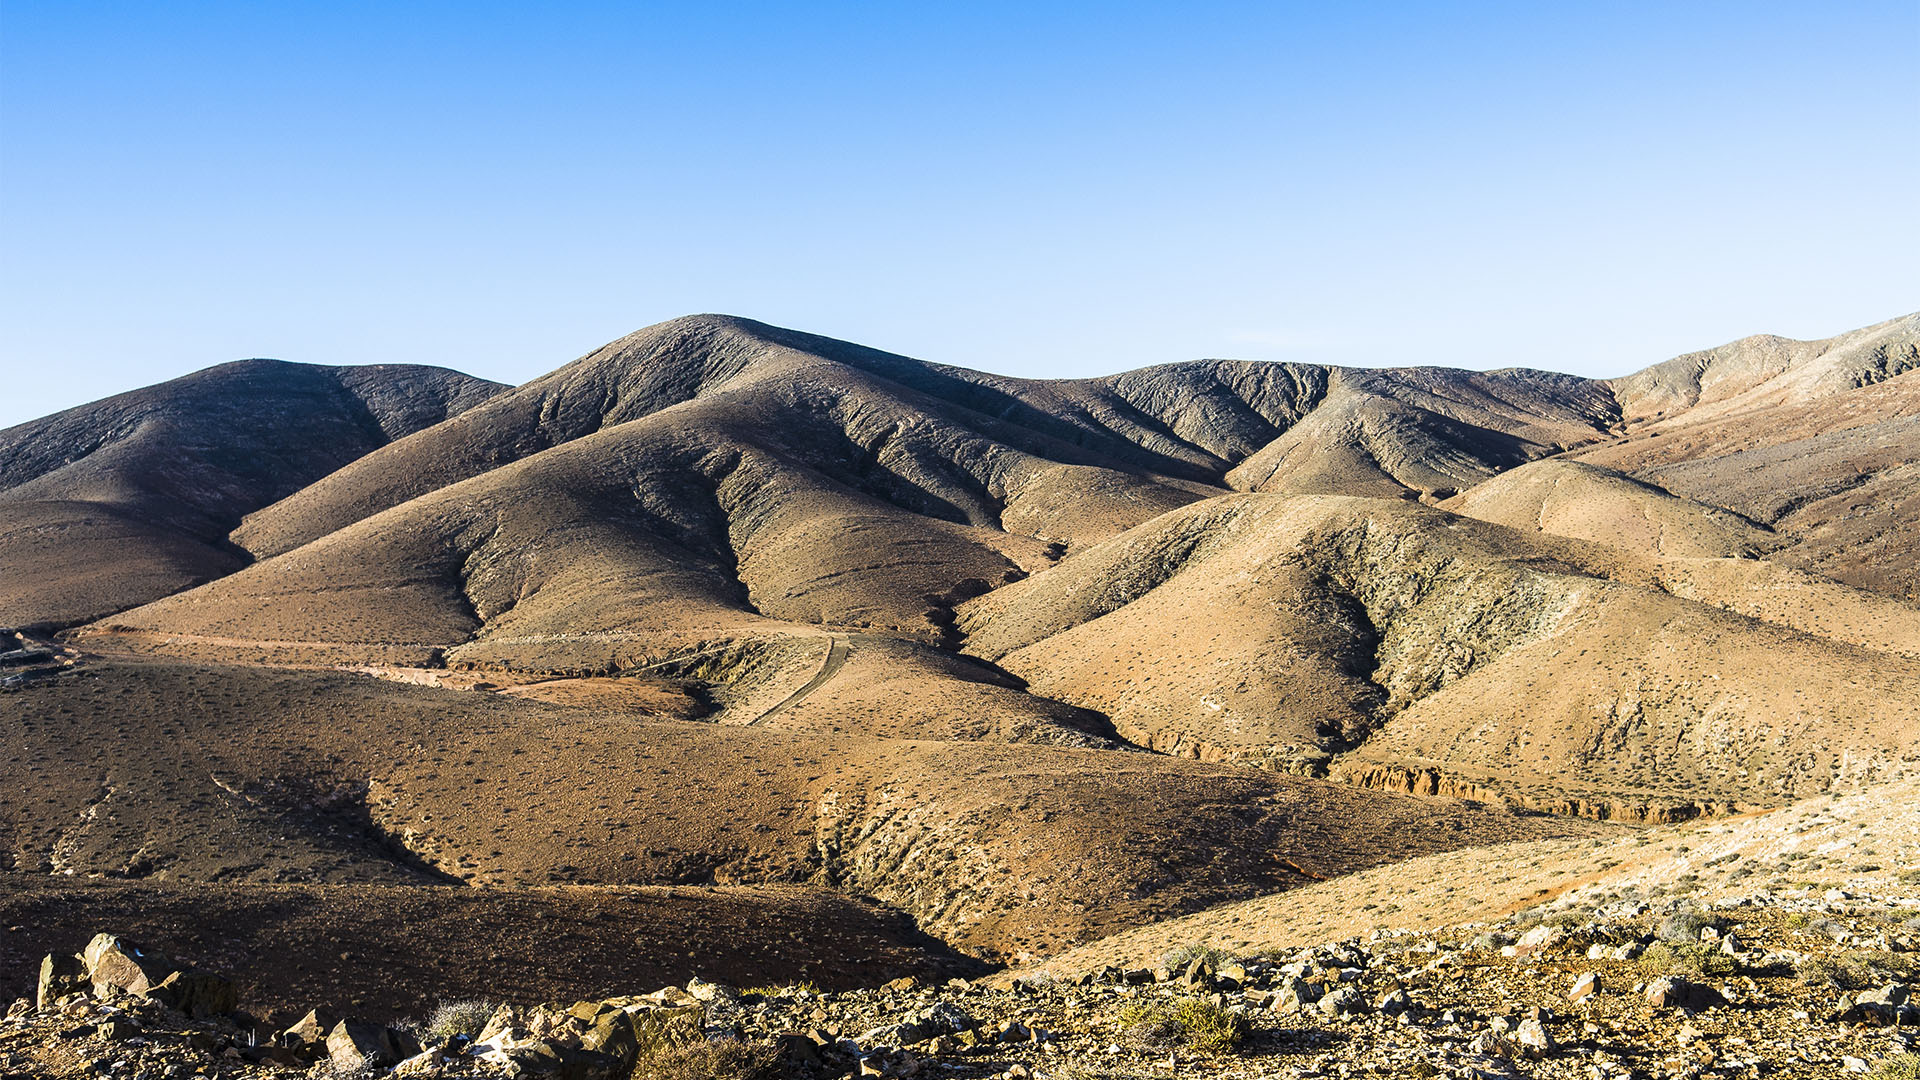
[1871,1054,1920,1080]
[1118,996,1249,1053]
[1797,954,1868,989]
[1171,998,1250,1052]
[1638,942,1738,978]
[1656,910,1721,943]
[740,979,820,997]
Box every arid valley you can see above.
[2,311,1918,1079]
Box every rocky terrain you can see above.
[4,311,1919,1077]
[5,855,1916,1079]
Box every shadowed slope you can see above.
[1,658,1604,959]
[0,359,503,627]
[1225,367,1618,499]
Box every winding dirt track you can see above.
[750,633,850,725]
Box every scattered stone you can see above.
[1514,1016,1555,1058]
[1644,976,1726,1011]
[1317,986,1367,1017]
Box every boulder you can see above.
[1515,1018,1555,1058]
[282,1008,339,1051]
[1317,986,1367,1017]
[76,933,235,1017]
[81,934,173,997]
[392,1050,444,1078]
[1644,976,1726,1011]
[1568,971,1601,1002]
[326,1019,421,1070]
[1516,924,1566,952]
[575,1008,640,1069]
[36,953,87,1009]
[495,1040,624,1080]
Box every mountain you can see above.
[0,359,503,629]
[1581,312,1920,599]
[4,309,1917,1001]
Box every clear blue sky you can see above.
[2,1,1915,428]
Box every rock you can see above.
[1516,924,1566,952]
[36,954,87,1010]
[80,935,173,998]
[1376,989,1412,1017]
[393,1049,443,1077]
[326,1019,420,1070]
[1318,986,1367,1017]
[1644,976,1726,1011]
[625,1003,704,1058]
[144,970,236,1019]
[1275,976,1322,1011]
[282,1007,338,1050]
[1515,1017,1555,1058]
[1569,972,1601,1002]
[1609,942,1645,961]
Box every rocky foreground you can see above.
[5,883,1918,1080]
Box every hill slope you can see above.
[0,359,503,628]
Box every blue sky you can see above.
[2,1,1915,428]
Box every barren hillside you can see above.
[0,359,503,628]
[4,309,1917,1031]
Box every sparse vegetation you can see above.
[426,999,497,1040]
[1638,941,1739,979]
[1797,954,1868,989]
[1871,1055,1920,1080]
[742,980,822,998]
[1158,942,1234,972]
[1117,997,1249,1053]
[631,1037,782,1080]
[1656,909,1722,943]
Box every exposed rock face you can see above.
[326,1019,421,1070]
[34,953,84,1010]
